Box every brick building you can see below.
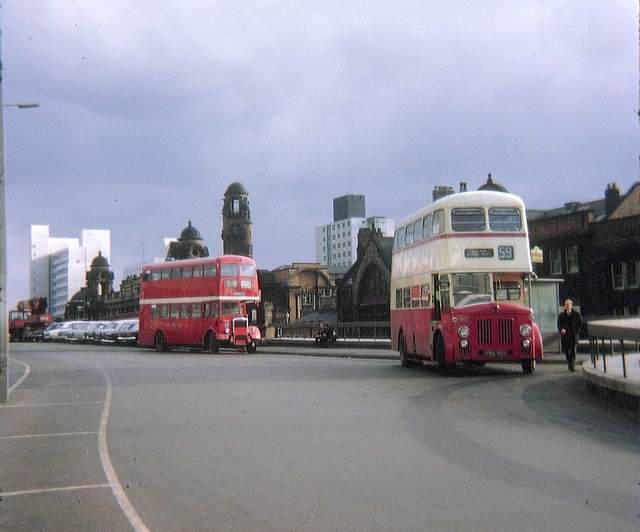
[527,182,640,318]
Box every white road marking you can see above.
[2,484,110,497]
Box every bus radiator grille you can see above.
[477,318,514,346]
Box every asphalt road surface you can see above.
[1,343,637,531]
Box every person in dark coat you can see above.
[557,298,582,371]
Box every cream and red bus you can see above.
[138,255,261,353]
[390,190,543,374]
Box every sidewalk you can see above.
[581,353,640,405]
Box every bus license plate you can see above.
[483,350,510,357]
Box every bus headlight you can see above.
[458,325,470,339]
[519,324,532,337]
[460,339,469,349]
[224,323,230,334]
[522,338,531,349]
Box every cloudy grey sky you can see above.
[2,1,638,308]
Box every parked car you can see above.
[98,320,130,344]
[64,321,94,342]
[115,319,139,346]
[84,321,112,343]
[42,322,65,342]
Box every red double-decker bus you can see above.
[138,255,261,353]
[391,190,543,374]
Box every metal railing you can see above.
[587,319,640,378]
[276,321,391,343]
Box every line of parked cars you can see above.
[41,319,139,346]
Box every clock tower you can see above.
[221,182,253,258]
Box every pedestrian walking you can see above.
[557,298,582,371]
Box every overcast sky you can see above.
[2,1,638,309]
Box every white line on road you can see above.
[96,366,151,532]
[2,483,111,497]
[0,430,99,440]
[9,359,30,393]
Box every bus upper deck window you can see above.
[422,214,432,239]
[239,264,256,277]
[161,269,170,280]
[432,210,445,235]
[182,267,192,279]
[204,265,217,277]
[395,228,406,249]
[413,220,422,243]
[171,268,181,279]
[489,207,522,231]
[193,266,203,278]
[405,223,414,245]
[451,207,485,232]
[221,263,239,276]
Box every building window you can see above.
[565,245,579,274]
[626,260,638,288]
[550,248,562,275]
[612,263,624,290]
[612,261,639,290]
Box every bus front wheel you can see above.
[434,334,450,372]
[154,331,167,352]
[246,340,257,354]
[521,359,535,374]
[398,332,410,367]
[205,332,219,354]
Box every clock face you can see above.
[229,223,243,238]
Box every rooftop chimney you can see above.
[604,183,621,217]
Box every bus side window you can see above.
[432,209,444,235]
[151,305,159,319]
[182,267,192,279]
[403,287,411,309]
[204,265,216,277]
[413,220,422,243]
[411,286,420,308]
[151,270,162,281]
[420,284,430,307]
[161,269,170,280]
[395,228,406,249]
[405,223,414,245]
[395,288,403,309]
[422,214,432,239]
[191,304,202,318]
[181,304,190,318]
[160,305,169,319]
[193,266,203,278]
[171,268,181,279]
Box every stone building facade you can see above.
[528,182,640,318]
[337,228,393,322]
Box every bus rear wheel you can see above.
[154,331,167,352]
[204,332,219,354]
[398,332,411,368]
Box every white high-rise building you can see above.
[315,195,394,271]
[30,225,110,319]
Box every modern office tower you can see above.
[30,225,110,319]
[315,195,394,271]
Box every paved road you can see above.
[1,343,637,531]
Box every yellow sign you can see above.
[531,246,543,264]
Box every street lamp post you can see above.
[0,98,40,402]
[0,94,40,404]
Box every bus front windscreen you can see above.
[451,273,492,308]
